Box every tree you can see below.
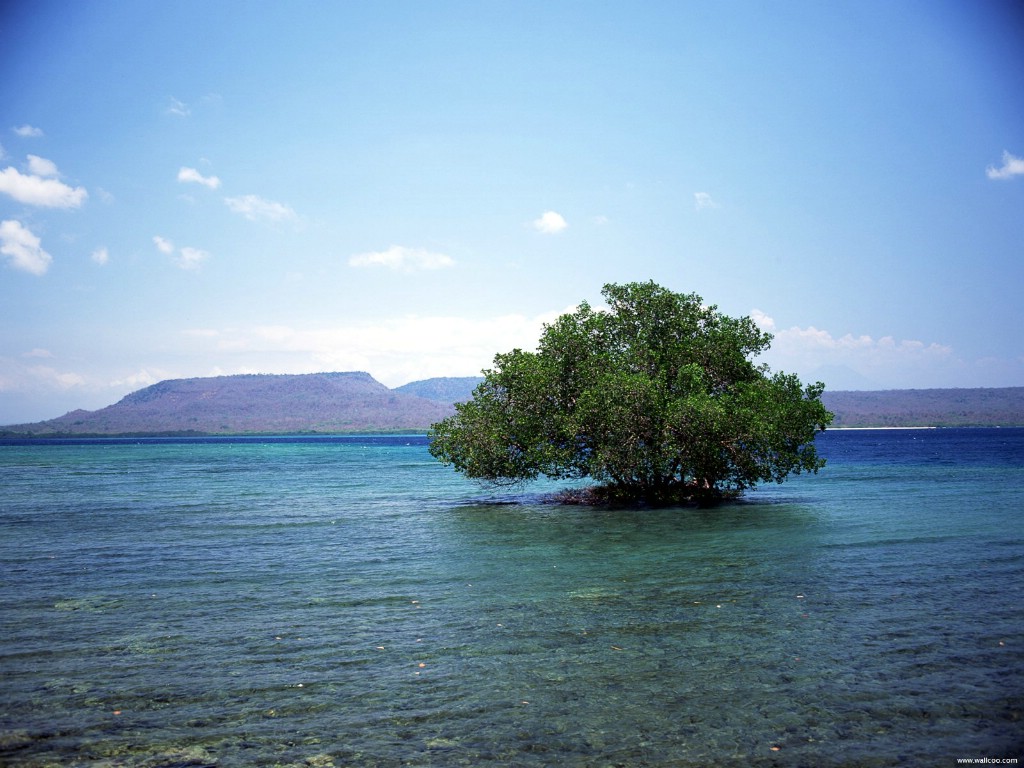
[429,281,834,506]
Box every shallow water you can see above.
[1,429,1022,766]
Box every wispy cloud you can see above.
[25,366,85,389]
[224,194,298,223]
[694,192,718,210]
[348,245,455,272]
[0,358,96,407]
[532,210,568,234]
[177,166,221,189]
[13,125,43,138]
[110,368,170,389]
[0,162,87,208]
[152,235,208,269]
[177,247,209,270]
[1,219,52,275]
[986,150,1024,180]
[91,246,109,265]
[182,307,572,387]
[166,97,190,117]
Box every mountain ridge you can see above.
[1,372,455,436]
[2,373,1023,436]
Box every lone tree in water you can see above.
[429,281,833,506]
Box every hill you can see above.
[821,387,1024,428]
[398,379,1024,428]
[2,375,1022,437]
[0,372,454,436]
[393,376,482,403]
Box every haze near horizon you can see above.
[1,1,1022,423]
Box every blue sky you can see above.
[1,1,1022,423]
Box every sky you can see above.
[1,0,1022,423]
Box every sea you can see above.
[0,428,1022,767]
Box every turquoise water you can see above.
[1,430,1022,766]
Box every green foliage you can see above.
[429,281,834,505]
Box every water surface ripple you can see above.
[1,429,1022,765]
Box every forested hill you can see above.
[1,372,455,436]
[1,374,1022,436]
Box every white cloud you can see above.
[153,236,207,269]
[48,369,86,388]
[110,368,169,389]
[7,363,87,391]
[177,166,221,189]
[0,164,88,208]
[0,358,118,418]
[26,155,59,177]
[750,308,957,389]
[183,306,573,387]
[348,245,455,272]
[13,125,43,137]
[166,98,190,117]
[91,246,109,265]
[986,150,1024,180]
[749,309,776,331]
[532,210,568,234]
[694,192,718,210]
[224,194,297,223]
[0,219,52,275]
[177,246,209,270]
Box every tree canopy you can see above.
[429,281,834,506]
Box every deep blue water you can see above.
[1,429,1022,766]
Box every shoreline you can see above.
[828,426,938,430]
